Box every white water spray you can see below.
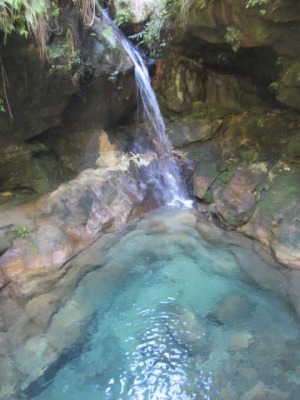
[103,11,192,208]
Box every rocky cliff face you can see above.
[0,5,136,206]
[156,0,300,113]
[151,0,300,269]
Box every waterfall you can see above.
[103,11,192,208]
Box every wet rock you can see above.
[180,110,300,270]
[287,271,300,318]
[13,336,58,390]
[271,224,300,269]
[0,8,137,197]
[196,221,226,245]
[0,140,70,202]
[47,295,94,351]
[167,119,222,147]
[159,303,208,349]
[229,331,254,349]
[161,0,300,118]
[0,231,14,255]
[207,292,255,326]
[277,61,300,112]
[157,54,266,114]
[0,35,76,141]
[215,184,257,227]
[0,163,147,298]
[0,356,20,400]
[212,166,263,227]
[241,381,288,400]
[25,290,67,330]
[155,56,205,113]
[193,162,219,200]
[206,71,266,110]
[286,131,300,159]
[241,165,300,268]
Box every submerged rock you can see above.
[241,381,288,400]
[229,331,254,349]
[158,303,209,352]
[207,292,255,326]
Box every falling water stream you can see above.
[103,11,192,207]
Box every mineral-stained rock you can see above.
[0,153,159,399]
[215,184,257,227]
[0,160,150,298]
[167,119,223,147]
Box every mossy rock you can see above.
[193,162,219,199]
[203,187,214,204]
[277,61,300,110]
[237,148,259,162]
[216,188,257,227]
[218,169,234,184]
[287,132,300,159]
[257,166,300,218]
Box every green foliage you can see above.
[0,99,6,113]
[115,0,134,27]
[129,0,170,57]
[129,0,193,57]
[246,0,269,15]
[14,225,29,238]
[246,0,269,8]
[225,26,243,52]
[64,50,81,71]
[46,43,68,59]
[0,0,50,42]
[51,7,60,17]
[0,1,96,58]
[47,42,82,74]
[269,81,279,92]
[102,26,116,48]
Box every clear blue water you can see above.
[29,208,299,399]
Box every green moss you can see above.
[192,101,206,113]
[237,148,259,162]
[253,24,269,44]
[287,133,300,159]
[219,170,234,184]
[14,226,30,239]
[258,169,300,216]
[283,61,300,87]
[225,26,243,52]
[203,188,214,204]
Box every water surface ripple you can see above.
[31,208,300,400]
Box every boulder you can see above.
[167,119,223,147]
[0,158,150,297]
[277,61,300,111]
[0,8,136,198]
[207,292,255,326]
